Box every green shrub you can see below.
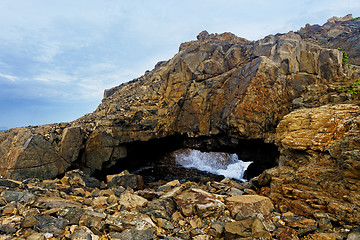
[341,51,349,65]
[352,16,360,21]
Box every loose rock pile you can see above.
[0,169,358,240]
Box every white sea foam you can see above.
[174,149,252,181]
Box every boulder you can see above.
[118,190,148,210]
[225,195,274,220]
[107,173,144,190]
[174,188,225,217]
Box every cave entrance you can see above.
[93,135,279,184]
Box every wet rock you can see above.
[225,195,274,220]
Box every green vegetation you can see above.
[352,16,360,21]
[341,50,348,65]
[337,48,349,66]
[341,79,360,99]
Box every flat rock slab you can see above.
[174,188,225,217]
[225,195,274,220]
[34,197,82,209]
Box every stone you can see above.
[193,235,210,240]
[106,170,130,183]
[91,196,108,207]
[111,228,154,240]
[21,216,39,228]
[107,174,144,190]
[224,218,253,239]
[105,211,156,232]
[225,195,274,220]
[306,233,337,240]
[278,227,299,240]
[141,198,176,220]
[0,224,17,234]
[157,179,180,192]
[69,226,99,240]
[34,197,82,209]
[348,227,360,240]
[118,190,148,210]
[174,188,225,217]
[34,215,69,236]
[59,127,84,164]
[1,190,36,203]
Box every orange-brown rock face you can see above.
[266,104,360,225]
[0,19,359,180]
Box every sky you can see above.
[0,0,359,129]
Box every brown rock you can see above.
[118,190,148,210]
[105,211,156,232]
[107,174,144,190]
[225,195,274,220]
[271,104,360,225]
[278,227,300,240]
[224,218,253,239]
[174,188,225,217]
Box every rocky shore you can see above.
[1,168,359,240]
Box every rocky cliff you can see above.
[0,15,360,230]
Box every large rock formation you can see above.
[263,104,360,225]
[0,16,359,190]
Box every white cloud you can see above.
[0,73,18,82]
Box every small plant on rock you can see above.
[338,48,349,66]
[341,79,360,99]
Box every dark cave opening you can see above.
[92,134,279,183]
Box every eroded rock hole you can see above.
[93,135,279,184]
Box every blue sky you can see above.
[0,0,359,129]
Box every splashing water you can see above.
[174,149,252,181]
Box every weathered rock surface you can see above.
[225,195,274,220]
[266,104,360,225]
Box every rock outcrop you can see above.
[263,104,360,225]
[0,14,360,236]
[2,18,359,179]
